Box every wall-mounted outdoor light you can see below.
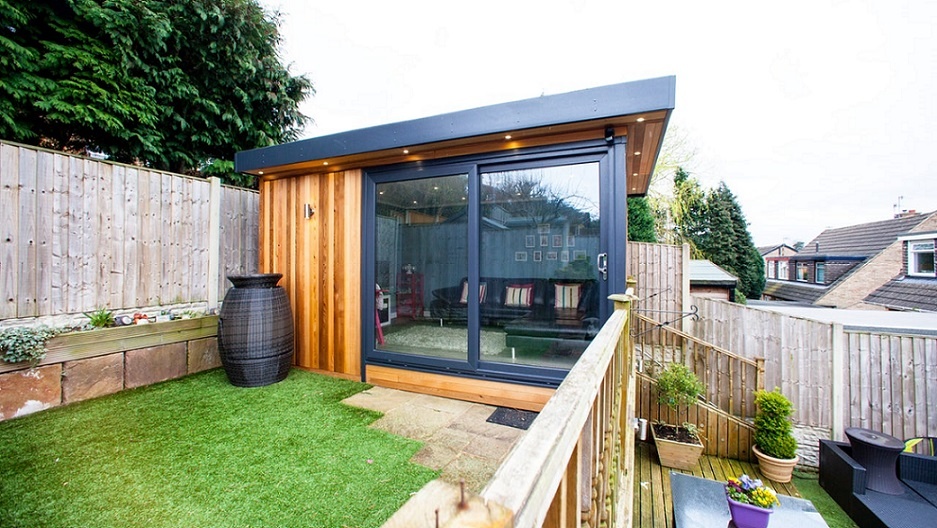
[303,203,315,219]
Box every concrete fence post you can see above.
[831,322,845,441]
[207,177,222,311]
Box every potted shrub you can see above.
[651,363,706,470]
[752,388,799,483]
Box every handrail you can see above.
[633,312,764,419]
[634,313,759,368]
[482,307,629,526]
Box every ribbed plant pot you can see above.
[218,273,294,387]
[753,445,799,483]
[726,495,773,528]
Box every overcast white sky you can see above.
[260,0,937,246]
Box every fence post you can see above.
[207,177,222,312]
[830,323,845,441]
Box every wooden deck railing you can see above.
[384,294,637,528]
[633,313,764,419]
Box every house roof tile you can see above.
[863,277,937,312]
[799,212,935,258]
[762,280,827,304]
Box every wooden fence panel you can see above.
[693,296,936,443]
[627,241,687,327]
[844,330,937,440]
[0,141,258,322]
[692,296,832,429]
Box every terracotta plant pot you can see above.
[753,445,798,483]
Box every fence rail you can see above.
[634,313,764,419]
[636,372,757,462]
[384,295,637,528]
[0,141,258,323]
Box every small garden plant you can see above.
[754,388,798,459]
[653,362,706,445]
[656,362,705,410]
[0,326,61,365]
[84,308,115,329]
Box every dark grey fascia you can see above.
[235,76,676,172]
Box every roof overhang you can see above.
[235,76,675,195]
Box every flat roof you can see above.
[235,76,676,193]
[689,259,738,286]
[747,301,937,335]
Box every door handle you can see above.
[597,252,608,280]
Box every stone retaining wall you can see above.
[0,335,220,421]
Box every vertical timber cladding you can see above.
[259,170,362,377]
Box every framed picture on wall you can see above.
[546,251,558,261]
[553,235,563,247]
[515,251,528,262]
[538,224,550,234]
[540,235,549,247]
[560,251,569,262]
[573,250,587,260]
[525,235,535,248]
[567,235,575,247]
[533,251,542,262]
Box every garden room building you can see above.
[234,76,675,409]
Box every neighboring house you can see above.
[863,230,937,312]
[689,259,738,302]
[761,210,937,309]
[759,243,798,280]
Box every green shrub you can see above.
[656,363,705,410]
[754,388,798,459]
[0,326,60,365]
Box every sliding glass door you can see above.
[365,142,619,385]
[479,162,601,370]
[373,172,470,365]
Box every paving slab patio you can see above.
[342,386,528,492]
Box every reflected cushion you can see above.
[505,284,534,307]
[554,283,582,309]
[459,281,487,304]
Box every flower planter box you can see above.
[651,423,705,471]
[0,316,219,375]
[0,317,220,421]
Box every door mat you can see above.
[486,407,539,430]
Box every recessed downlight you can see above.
[636,117,646,123]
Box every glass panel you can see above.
[913,250,935,274]
[478,163,601,369]
[374,174,469,361]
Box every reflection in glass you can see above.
[479,163,601,369]
[374,174,469,360]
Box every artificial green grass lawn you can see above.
[793,470,859,528]
[0,369,437,528]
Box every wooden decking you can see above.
[633,440,801,528]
